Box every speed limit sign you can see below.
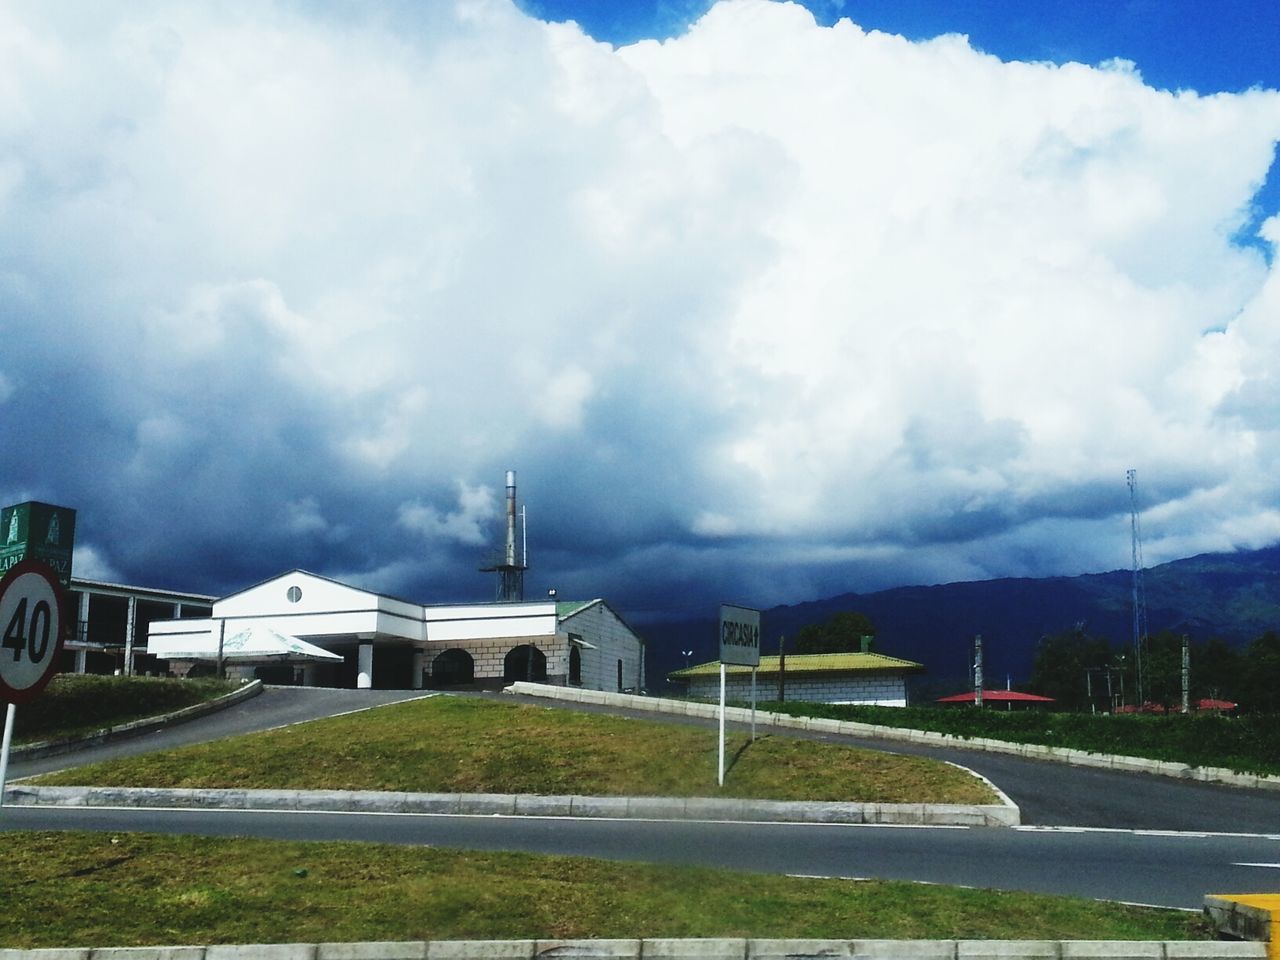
[0,560,65,704]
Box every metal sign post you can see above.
[0,560,66,808]
[717,603,760,788]
[718,663,727,786]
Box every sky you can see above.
[3,0,1280,622]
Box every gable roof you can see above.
[669,651,923,679]
[216,568,425,608]
[556,599,599,619]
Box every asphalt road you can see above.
[5,687,1279,909]
[501,692,1280,834]
[4,803,1277,909]
[8,685,434,779]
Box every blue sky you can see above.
[3,1,1280,622]
[522,0,1280,238]
[522,0,1280,92]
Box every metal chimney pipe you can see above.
[505,470,518,567]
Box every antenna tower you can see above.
[1127,469,1149,707]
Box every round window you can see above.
[286,585,302,603]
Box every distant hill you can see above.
[643,546,1280,694]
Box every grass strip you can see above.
[14,675,238,745]
[32,695,996,804]
[750,701,1280,777]
[0,831,1206,948]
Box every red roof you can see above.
[936,690,1055,704]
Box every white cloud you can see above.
[71,544,121,584]
[398,481,497,547]
[2,0,1279,611]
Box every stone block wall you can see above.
[686,671,908,706]
[426,634,569,685]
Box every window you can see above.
[286,585,302,603]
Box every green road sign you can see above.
[0,502,76,588]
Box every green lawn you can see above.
[33,695,997,804]
[0,831,1206,949]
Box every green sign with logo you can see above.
[0,502,76,588]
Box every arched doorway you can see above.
[569,645,582,685]
[504,644,547,683]
[431,648,474,687]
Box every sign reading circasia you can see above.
[719,603,761,668]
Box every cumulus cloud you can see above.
[398,482,497,547]
[2,0,1279,614]
[71,544,122,584]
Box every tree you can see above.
[1027,627,1113,711]
[1238,630,1280,713]
[1142,630,1188,712]
[1192,637,1241,705]
[794,611,876,654]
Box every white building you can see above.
[147,569,645,692]
[669,652,923,707]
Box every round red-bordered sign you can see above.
[0,560,66,705]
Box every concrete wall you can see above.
[685,671,908,706]
[564,602,644,692]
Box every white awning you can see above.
[150,623,343,663]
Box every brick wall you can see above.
[686,671,908,707]
[426,634,569,684]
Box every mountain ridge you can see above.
[644,545,1280,693]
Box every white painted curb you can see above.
[4,784,1019,827]
[0,938,1264,960]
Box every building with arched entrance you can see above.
[147,570,644,692]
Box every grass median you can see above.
[32,694,997,804]
[0,831,1205,949]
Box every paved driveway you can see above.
[500,691,1280,833]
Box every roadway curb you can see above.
[504,684,1280,793]
[0,938,1264,959]
[2,784,1019,826]
[10,680,265,762]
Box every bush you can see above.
[13,674,237,743]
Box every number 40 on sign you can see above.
[0,560,65,704]
[0,560,66,809]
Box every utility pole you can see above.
[1181,634,1190,715]
[974,634,984,708]
[1127,469,1149,707]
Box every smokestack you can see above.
[481,469,527,601]
[505,470,518,567]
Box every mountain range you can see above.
[643,546,1280,695]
